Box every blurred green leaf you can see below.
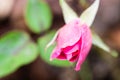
[59,0,78,23]
[92,31,118,57]
[25,0,52,33]
[38,31,73,67]
[0,31,38,78]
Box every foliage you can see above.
[0,31,38,77]
[25,0,52,33]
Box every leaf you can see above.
[59,0,78,23]
[38,31,73,67]
[92,31,118,57]
[0,31,38,78]
[25,0,52,33]
[80,0,100,27]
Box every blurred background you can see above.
[0,0,120,80]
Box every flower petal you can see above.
[70,50,80,62]
[62,39,81,54]
[57,19,82,48]
[57,52,67,60]
[65,53,72,60]
[75,24,92,71]
[51,38,82,61]
[62,39,82,61]
[50,47,61,60]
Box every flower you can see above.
[50,18,92,71]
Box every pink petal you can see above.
[62,38,81,55]
[69,50,80,62]
[51,40,81,61]
[62,39,82,61]
[57,19,82,48]
[75,24,92,71]
[50,47,61,60]
[50,47,67,60]
[65,54,72,60]
[57,52,67,60]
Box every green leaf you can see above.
[25,0,52,33]
[0,31,38,78]
[80,0,100,27]
[92,31,118,57]
[38,31,72,67]
[59,0,78,23]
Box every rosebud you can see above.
[51,19,92,71]
[47,0,100,71]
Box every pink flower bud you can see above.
[50,18,92,71]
